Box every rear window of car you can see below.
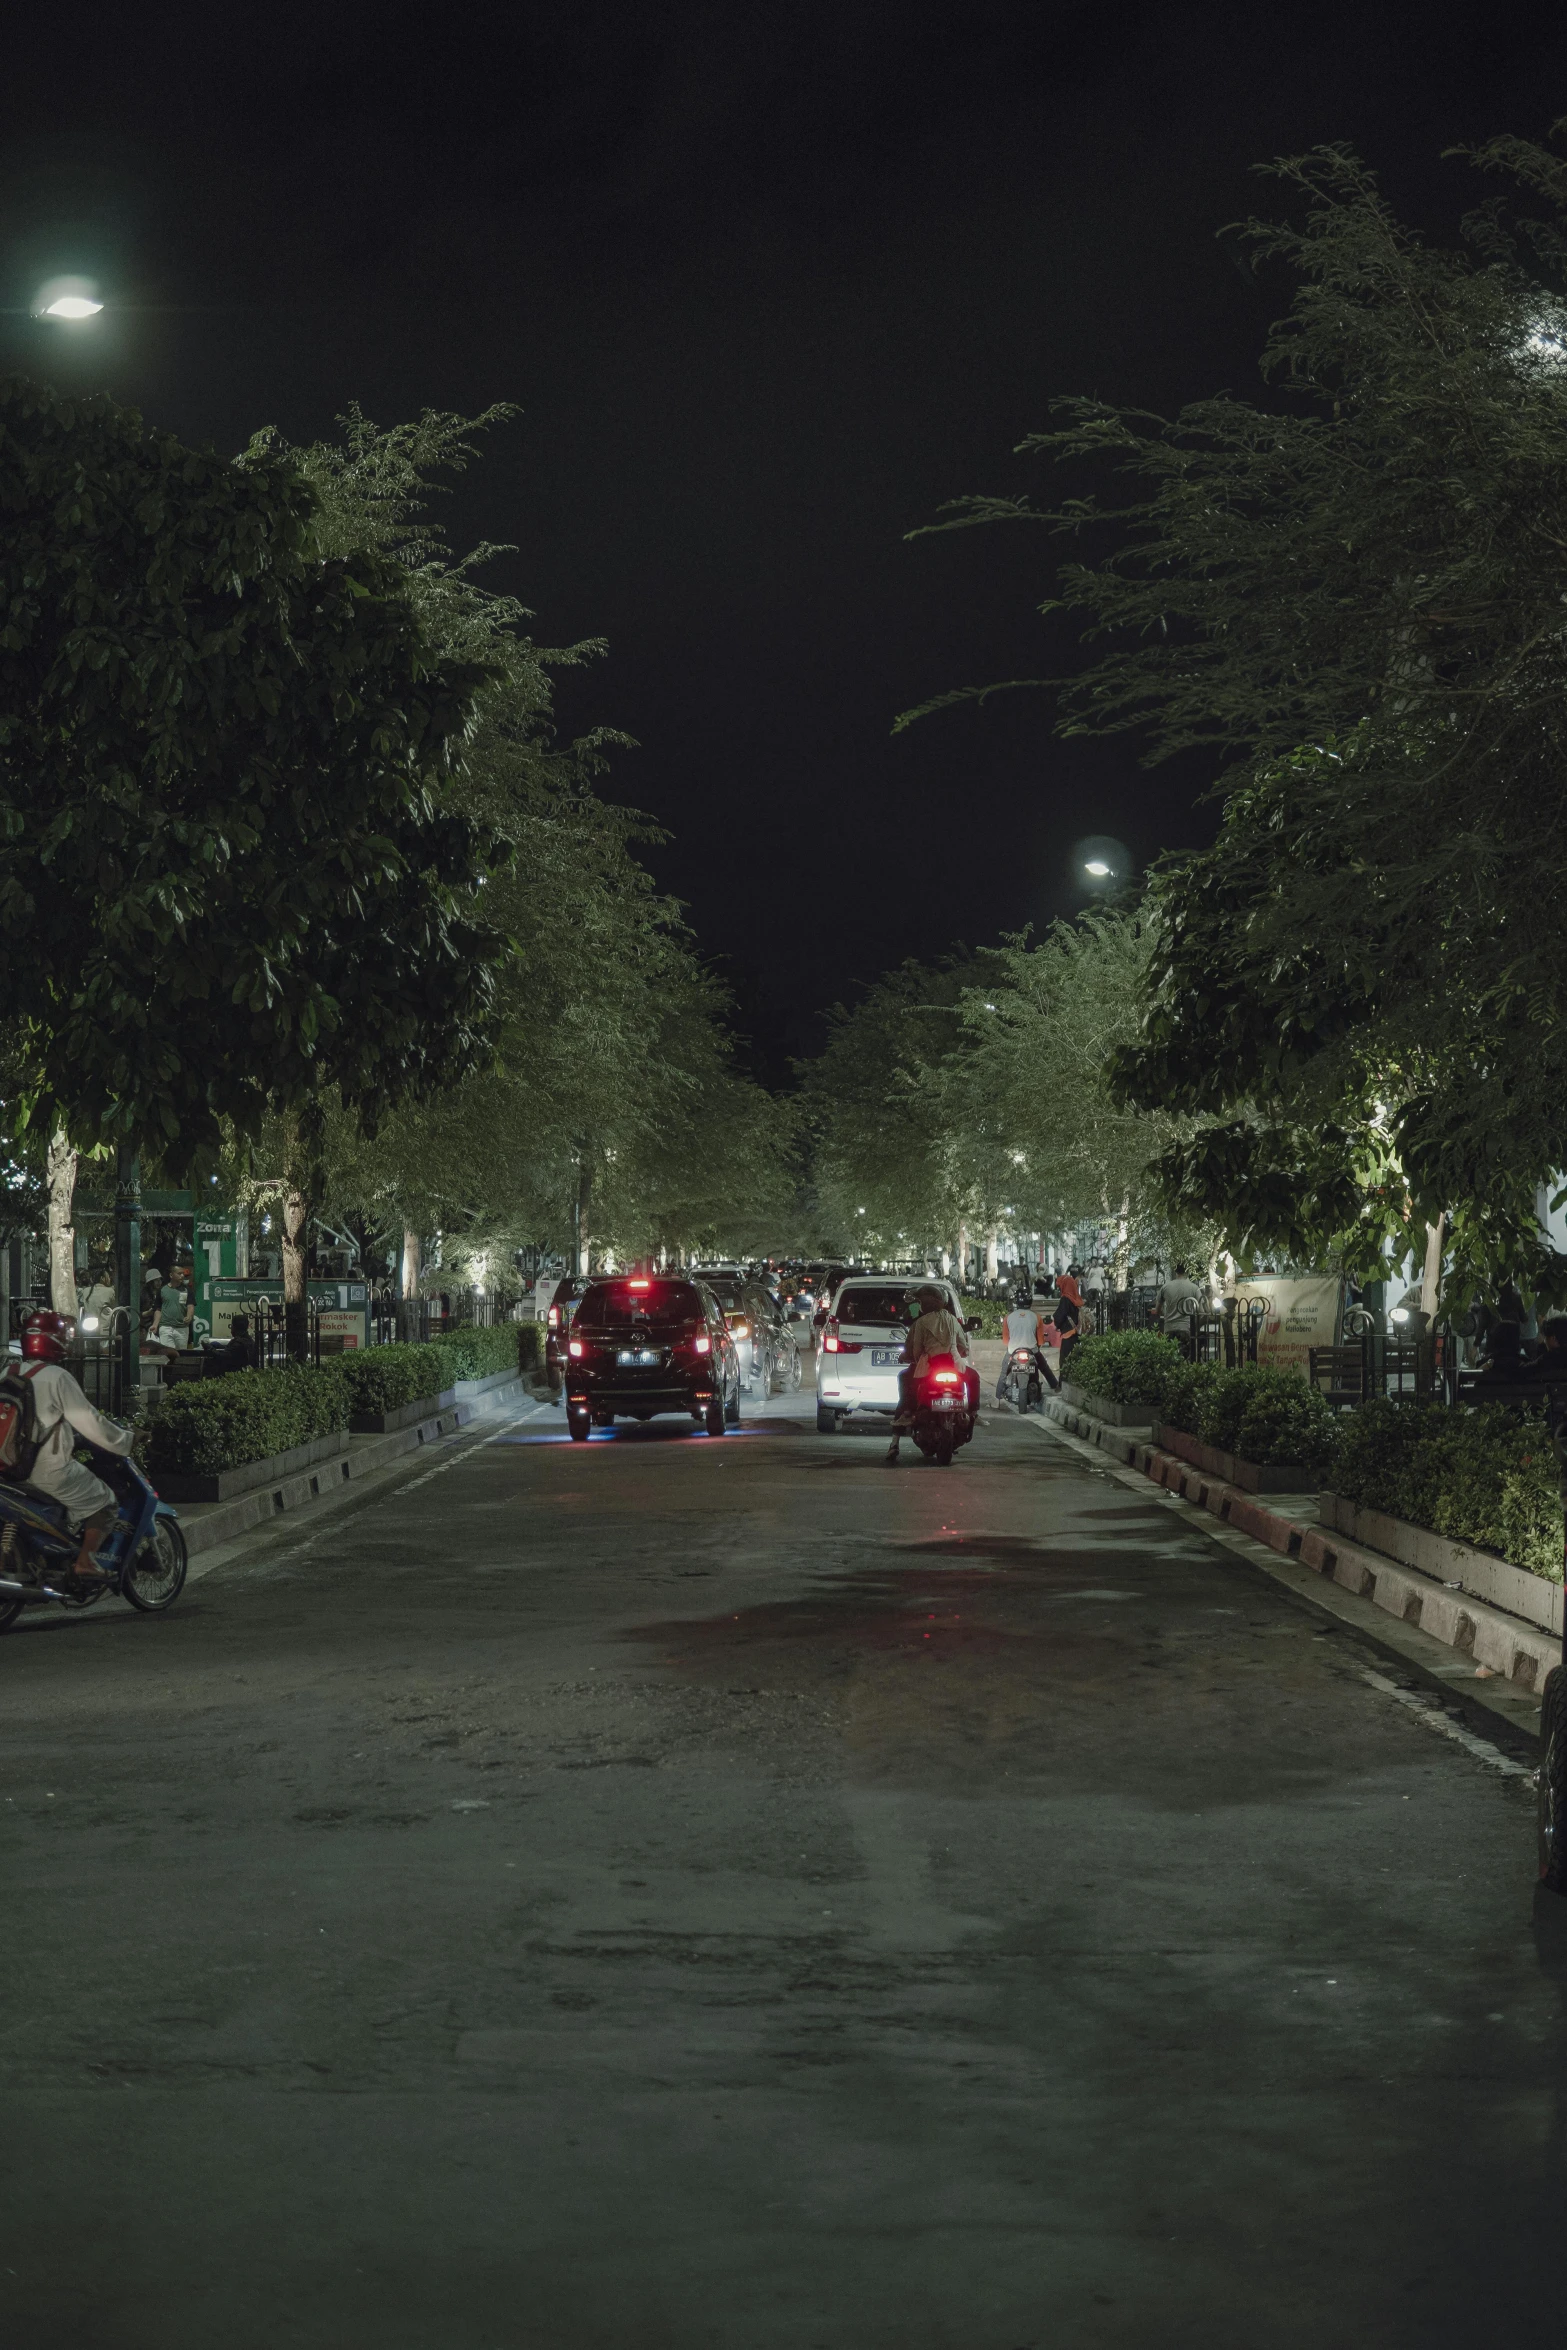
[576,1279,705,1329]
[835,1285,921,1326]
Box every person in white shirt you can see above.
[12,1311,136,1578]
[998,1292,1061,1398]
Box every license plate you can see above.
[871,1348,899,1367]
[617,1349,660,1366]
[931,1396,957,1410]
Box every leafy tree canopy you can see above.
[902,132,1567,1293]
[0,375,503,1165]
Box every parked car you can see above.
[814,1275,976,1433]
[561,1276,741,1440]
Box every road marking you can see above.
[1359,1669,1536,1781]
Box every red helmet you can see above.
[21,1309,74,1361]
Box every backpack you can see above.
[0,1360,53,1483]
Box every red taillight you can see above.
[693,1334,711,1354]
[822,1325,862,1354]
[629,1279,651,1290]
[568,1338,585,1358]
[547,1306,559,1328]
[933,1368,960,1386]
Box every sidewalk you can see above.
[1038,1393,1556,1710]
[177,1377,543,1561]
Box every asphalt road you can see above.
[3,1375,1565,2349]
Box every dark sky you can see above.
[4,1,1565,1079]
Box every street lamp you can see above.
[1084,860,1111,877]
[33,276,103,321]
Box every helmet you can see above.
[21,1309,74,1361]
[914,1284,946,1313]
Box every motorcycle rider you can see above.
[998,1285,1060,1402]
[8,1311,136,1579]
[885,1284,976,1464]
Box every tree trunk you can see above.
[984,1226,999,1282]
[1114,1194,1131,1290]
[574,1153,593,1278]
[281,1185,311,1362]
[956,1220,968,1289]
[400,1226,421,1301]
[1420,1215,1446,1320]
[46,1126,78,1315]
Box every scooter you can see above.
[909,1353,978,1467]
[1000,1345,1045,1413]
[0,1444,187,1631]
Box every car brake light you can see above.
[933,1368,960,1385]
[629,1279,651,1290]
[547,1306,559,1328]
[568,1339,585,1358]
[693,1334,711,1354]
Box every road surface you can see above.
[2,1381,1563,2348]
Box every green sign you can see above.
[206,1275,370,1351]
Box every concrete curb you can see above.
[1041,1395,1559,1697]
[177,1375,528,1557]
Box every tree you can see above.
[899,135,1567,1295]
[254,406,791,1280]
[0,375,503,1173]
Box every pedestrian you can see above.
[1158,1262,1205,1358]
[1054,1273,1084,1376]
[214,1312,258,1374]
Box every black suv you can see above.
[562,1277,742,1440]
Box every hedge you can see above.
[1065,1330,1183,1405]
[1333,1399,1563,1582]
[429,1323,518,1380]
[146,1362,350,1478]
[335,1342,450,1418]
[1160,1360,1339,1473]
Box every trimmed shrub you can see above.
[1332,1398,1563,1581]
[960,1294,1004,1338]
[1159,1361,1338,1472]
[336,1343,450,1418]
[517,1322,545,1377]
[429,1323,518,1380]
[145,1362,349,1479]
[1066,1330,1184,1405]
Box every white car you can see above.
[815,1276,969,1433]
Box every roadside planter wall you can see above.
[1060,1380,1157,1429]
[1157,1424,1320,1495]
[1318,1491,1565,1639]
[154,1429,349,1505]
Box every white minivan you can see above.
[814,1275,969,1433]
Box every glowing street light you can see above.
[34,275,103,321]
[1084,859,1112,877]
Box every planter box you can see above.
[1156,1424,1320,1495]
[1319,1490,1564,1638]
[451,1365,521,1402]
[152,1428,350,1505]
[349,1385,459,1435]
[1060,1381,1157,1429]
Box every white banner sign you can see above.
[1229,1276,1343,1376]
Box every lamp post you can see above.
[114,1150,141,1405]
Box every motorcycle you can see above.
[909,1352,977,1467]
[0,1444,187,1631]
[1000,1345,1046,1413]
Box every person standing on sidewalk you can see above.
[1158,1263,1205,1359]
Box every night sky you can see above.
[4,1,1564,1079]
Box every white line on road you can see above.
[1359,1670,1537,1781]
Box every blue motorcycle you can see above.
[0,1443,187,1630]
